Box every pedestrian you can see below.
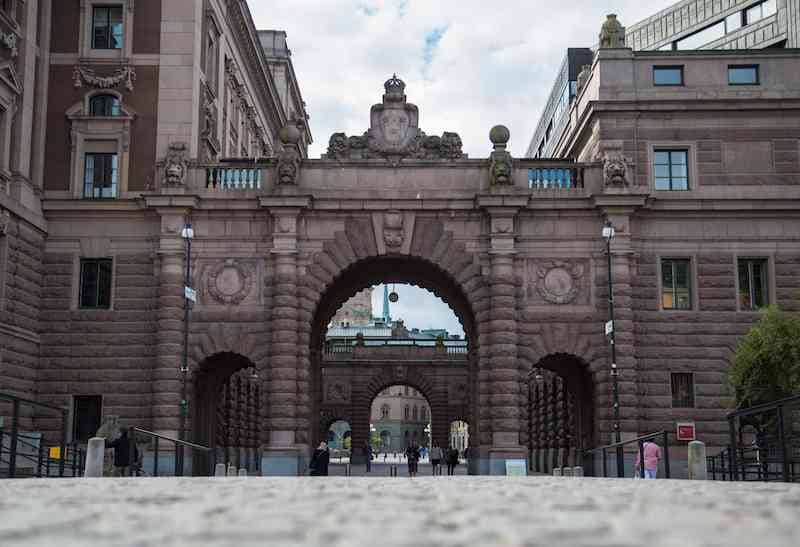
[405,442,420,478]
[310,441,330,476]
[446,446,459,476]
[107,427,136,477]
[430,442,443,475]
[364,440,373,473]
[634,439,662,479]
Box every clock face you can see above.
[389,291,399,303]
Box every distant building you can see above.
[371,386,430,452]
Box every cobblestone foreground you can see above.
[1,477,798,547]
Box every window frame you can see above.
[70,395,104,443]
[670,372,696,409]
[653,149,690,191]
[83,152,119,199]
[78,258,113,310]
[728,64,760,86]
[80,1,133,60]
[653,65,684,86]
[91,5,124,50]
[89,94,122,117]
[660,258,694,311]
[736,257,770,311]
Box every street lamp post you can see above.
[602,220,624,476]
[178,222,194,476]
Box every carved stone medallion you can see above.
[383,210,404,250]
[325,380,351,404]
[207,260,254,305]
[536,260,585,305]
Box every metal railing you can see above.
[582,431,671,479]
[131,427,213,477]
[0,392,70,479]
[724,394,800,482]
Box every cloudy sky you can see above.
[249,0,675,158]
[248,1,676,334]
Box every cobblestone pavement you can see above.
[1,477,798,547]
[329,461,468,476]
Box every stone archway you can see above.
[191,352,261,475]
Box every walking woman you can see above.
[309,441,330,476]
[405,442,420,478]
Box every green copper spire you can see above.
[382,285,391,323]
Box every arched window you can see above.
[412,406,418,420]
[89,94,121,117]
[381,404,390,419]
[404,405,410,420]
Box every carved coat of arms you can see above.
[383,210,404,250]
[535,260,585,305]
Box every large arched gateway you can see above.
[153,75,626,475]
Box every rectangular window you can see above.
[738,259,769,310]
[676,20,725,50]
[72,395,103,443]
[79,258,113,309]
[653,65,684,86]
[654,150,689,190]
[671,373,695,408]
[728,65,759,85]
[745,0,776,25]
[725,12,743,33]
[662,259,692,310]
[92,6,123,50]
[83,153,118,199]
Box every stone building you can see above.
[371,385,430,453]
[1,4,799,477]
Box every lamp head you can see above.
[602,221,615,241]
[250,366,259,380]
[181,223,194,240]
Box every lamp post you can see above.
[178,222,194,477]
[602,220,624,476]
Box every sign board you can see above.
[676,422,696,442]
[49,446,62,460]
[184,286,197,303]
[505,459,527,476]
[605,320,613,336]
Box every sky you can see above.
[249,1,676,333]
[249,0,676,158]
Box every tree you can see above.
[729,306,800,409]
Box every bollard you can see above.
[552,468,562,477]
[238,468,247,477]
[214,463,226,477]
[345,463,351,477]
[227,464,237,477]
[688,440,707,480]
[562,467,574,477]
[84,437,105,477]
[573,466,584,477]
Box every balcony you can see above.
[323,338,468,363]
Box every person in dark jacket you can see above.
[108,427,135,477]
[405,442,420,477]
[446,446,459,476]
[309,441,330,476]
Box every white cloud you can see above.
[248,0,675,158]
[371,284,465,337]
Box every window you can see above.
[725,12,743,33]
[83,153,118,198]
[79,258,113,309]
[72,395,102,443]
[745,0,776,25]
[381,404,390,419]
[728,65,759,86]
[676,21,725,50]
[653,66,684,86]
[662,259,692,310]
[92,6,123,49]
[404,405,410,420]
[413,406,418,420]
[738,259,769,310]
[671,373,695,408]
[654,150,688,190]
[89,94,121,116]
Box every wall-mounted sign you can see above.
[505,459,527,476]
[676,421,696,442]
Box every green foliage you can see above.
[344,436,351,450]
[729,306,800,408]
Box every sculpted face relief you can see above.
[381,111,410,145]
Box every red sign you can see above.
[676,422,696,442]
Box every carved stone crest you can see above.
[602,153,628,187]
[162,142,188,186]
[73,65,136,91]
[323,75,464,161]
[599,14,626,49]
[394,365,407,380]
[576,64,592,96]
[207,259,254,305]
[489,125,513,185]
[0,32,18,57]
[536,260,585,305]
[325,380,351,404]
[383,210,404,250]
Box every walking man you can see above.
[405,442,420,478]
[364,440,373,473]
[634,439,663,479]
[430,442,443,475]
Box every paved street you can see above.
[329,461,468,476]
[1,477,798,547]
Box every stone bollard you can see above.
[573,466,584,477]
[214,463,226,477]
[688,440,707,480]
[84,437,106,477]
[562,467,574,477]
[227,465,237,477]
[238,469,247,477]
[552,468,562,477]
